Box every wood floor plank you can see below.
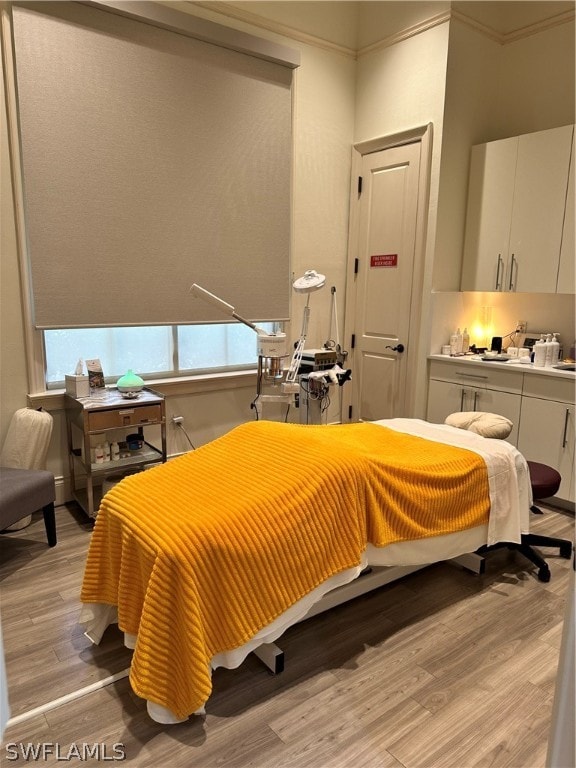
[388,680,552,768]
[0,502,573,767]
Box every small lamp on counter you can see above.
[471,305,493,351]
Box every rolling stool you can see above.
[444,414,573,582]
[514,461,572,582]
[527,461,561,514]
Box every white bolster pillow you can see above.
[444,411,513,439]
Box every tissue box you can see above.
[65,374,90,398]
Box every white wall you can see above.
[496,22,575,138]
[430,15,575,365]
[434,20,501,292]
[354,18,450,417]
[434,17,575,294]
[430,292,576,356]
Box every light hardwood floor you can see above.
[1,502,573,767]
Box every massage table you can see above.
[79,417,531,724]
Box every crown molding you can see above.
[187,1,574,56]
[357,11,451,58]
[500,9,575,44]
[190,1,357,59]
[452,7,575,46]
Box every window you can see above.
[44,323,277,388]
[6,3,298,395]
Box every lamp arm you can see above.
[285,303,310,382]
[190,283,261,333]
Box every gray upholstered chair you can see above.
[0,408,56,546]
[0,467,56,546]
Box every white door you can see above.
[344,141,421,422]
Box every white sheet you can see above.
[79,418,531,724]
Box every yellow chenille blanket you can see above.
[81,421,490,718]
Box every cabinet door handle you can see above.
[562,408,570,448]
[508,253,516,291]
[495,254,503,291]
[460,388,466,411]
[473,391,479,411]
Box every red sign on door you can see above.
[370,254,398,267]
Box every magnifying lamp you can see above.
[284,270,326,387]
[190,269,325,389]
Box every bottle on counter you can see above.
[548,333,560,366]
[95,444,105,464]
[111,441,120,461]
[533,336,547,368]
[450,328,461,356]
[461,327,470,354]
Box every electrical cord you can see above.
[502,328,523,349]
[175,421,196,450]
[250,395,260,419]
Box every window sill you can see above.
[27,369,258,411]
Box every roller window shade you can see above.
[11,2,294,328]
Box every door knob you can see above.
[386,344,405,353]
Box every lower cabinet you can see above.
[427,359,575,504]
[426,360,522,445]
[517,378,575,503]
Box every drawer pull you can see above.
[118,409,135,415]
[495,254,503,291]
[508,254,517,291]
[562,408,570,448]
[457,373,488,380]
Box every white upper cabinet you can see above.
[461,136,518,292]
[461,125,574,293]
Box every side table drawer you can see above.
[88,404,163,431]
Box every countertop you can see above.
[428,354,576,379]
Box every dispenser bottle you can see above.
[543,334,554,367]
[533,336,547,368]
[449,328,460,356]
[461,327,470,354]
[548,333,560,366]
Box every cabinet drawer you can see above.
[87,404,163,432]
[522,375,575,403]
[429,360,523,393]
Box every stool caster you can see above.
[560,541,573,559]
[537,565,551,583]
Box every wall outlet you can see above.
[516,321,527,333]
